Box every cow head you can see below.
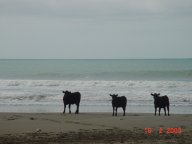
[151,93,160,99]
[63,90,71,95]
[110,94,118,99]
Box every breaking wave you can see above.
[0,80,191,106]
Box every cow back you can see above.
[112,96,127,107]
[154,96,169,108]
[63,92,81,105]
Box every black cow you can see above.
[110,94,127,116]
[151,93,170,116]
[62,91,81,114]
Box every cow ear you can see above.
[62,91,65,93]
[158,93,160,96]
[109,94,112,97]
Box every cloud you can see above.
[0,0,192,59]
[0,0,192,19]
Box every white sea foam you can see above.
[0,79,191,113]
[0,80,191,102]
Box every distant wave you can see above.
[0,59,192,81]
[9,69,189,81]
[1,70,191,82]
[0,79,192,90]
[0,80,191,102]
[0,94,48,101]
[87,70,192,81]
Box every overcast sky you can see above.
[0,0,192,59]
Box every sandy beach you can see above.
[0,112,191,143]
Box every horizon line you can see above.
[0,58,191,60]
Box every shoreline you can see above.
[0,112,191,143]
[0,104,191,114]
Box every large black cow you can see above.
[62,91,81,114]
[151,93,170,116]
[110,94,127,116]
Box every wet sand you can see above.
[0,112,191,143]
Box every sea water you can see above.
[0,59,191,114]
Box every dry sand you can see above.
[0,112,191,143]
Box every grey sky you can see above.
[0,0,192,59]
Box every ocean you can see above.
[0,59,191,114]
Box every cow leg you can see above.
[75,104,79,114]
[164,107,167,116]
[112,107,114,116]
[167,106,170,116]
[159,108,161,116]
[63,104,66,114]
[123,107,125,116]
[154,107,157,116]
[115,107,117,116]
[69,104,71,114]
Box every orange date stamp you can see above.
[144,127,182,135]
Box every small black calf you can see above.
[151,93,170,116]
[63,91,81,114]
[110,94,127,116]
